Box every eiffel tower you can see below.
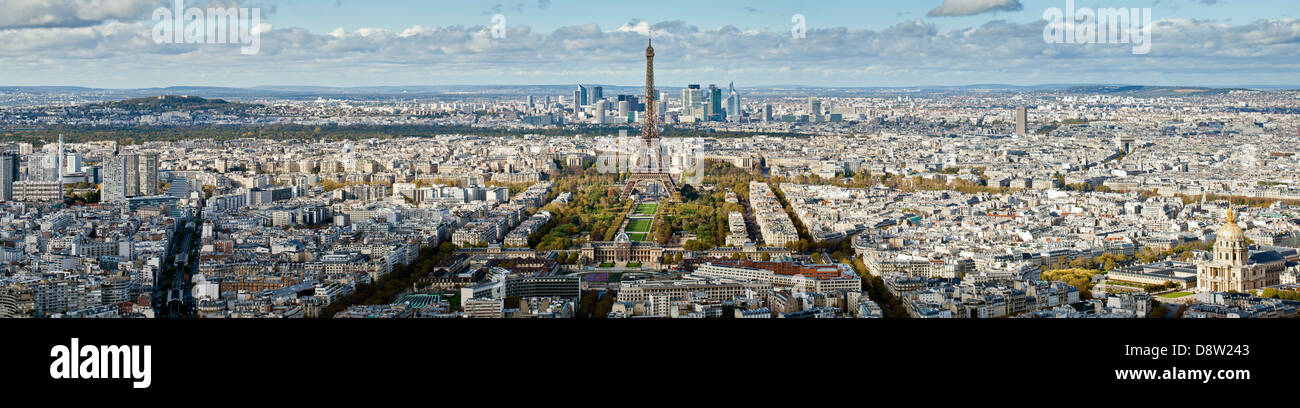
[622,37,678,199]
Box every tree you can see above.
[576,291,599,318]
[1147,303,1170,318]
[592,293,616,318]
[684,240,709,251]
[680,184,699,201]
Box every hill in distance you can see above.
[1065,85,1254,97]
[88,95,259,113]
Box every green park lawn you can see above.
[1160,292,1194,298]
[627,233,648,242]
[625,219,652,233]
[634,203,658,216]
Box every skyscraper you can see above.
[1016,106,1028,137]
[64,152,82,174]
[808,97,822,122]
[101,155,126,202]
[122,153,139,197]
[616,94,641,112]
[682,84,702,119]
[101,152,159,201]
[725,82,741,123]
[138,153,159,196]
[707,84,723,121]
[594,100,607,124]
[0,154,17,202]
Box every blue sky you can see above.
[0,0,1297,88]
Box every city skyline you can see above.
[1,0,1297,88]
[5,0,1300,395]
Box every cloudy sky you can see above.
[0,0,1297,88]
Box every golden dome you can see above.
[1219,208,1244,242]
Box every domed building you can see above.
[578,231,664,268]
[1196,208,1286,293]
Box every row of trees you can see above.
[1134,241,1216,264]
[1047,253,1133,273]
[574,290,617,318]
[839,254,909,318]
[529,168,626,253]
[768,166,1010,197]
[653,161,756,249]
[1259,288,1300,301]
[1145,303,1188,319]
[1041,268,1103,300]
[1176,193,1300,208]
[319,241,459,318]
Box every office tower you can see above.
[763,104,773,122]
[808,97,822,122]
[1015,106,1028,137]
[572,90,582,113]
[138,153,159,196]
[679,88,691,116]
[707,84,723,121]
[690,85,704,118]
[616,94,641,112]
[725,82,741,123]
[618,100,630,122]
[121,154,139,196]
[64,152,82,174]
[682,84,702,119]
[0,154,16,202]
[100,153,157,200]
[101,155,126,202]
[658,90,669,114]
[526,95,534,108]
[594,100,607,124]
[591,86,603,103]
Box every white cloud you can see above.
[1,16,1298,87]
[0,0,165,29]
[927,0,1024,17]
